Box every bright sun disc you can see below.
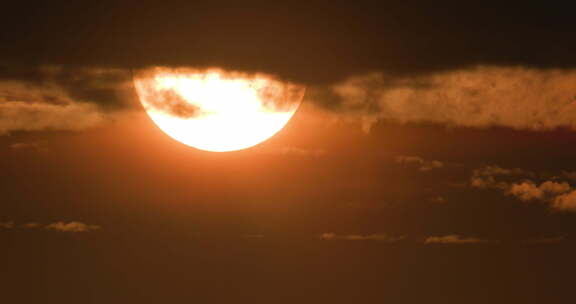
[133,67,305,152]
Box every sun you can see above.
[133,67,305,152]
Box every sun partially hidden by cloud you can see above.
[133,67,305,152]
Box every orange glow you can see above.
[133,67,305,152]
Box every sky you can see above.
[2,1,576,303]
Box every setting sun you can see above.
[133,67,305,152]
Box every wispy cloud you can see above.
[395,155,444,172]
[10,142,50,152]
[241,234,265,239]
[45,221,101,233]
[0,221,100,232]
[424,235,491,244]
[320,233,404,242]
[0,221,15,229]
[523,236,566,244]
[275,146,327,158]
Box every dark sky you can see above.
[2,2,576,303]
[2,1,576,82]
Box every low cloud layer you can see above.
[318,66,576,132]
[4,64,576,135]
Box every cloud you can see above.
[470,165,576,212]
[0,101,105,134]
[319,66,576,132]
[45,221,101,233]
[320,233,337,240]
[395,155,444,172]
[509,181,571,201]
[552,191,576,211]
[10,142,49,152]
[470,165,532,189]
[242,234,265,239]
[523,236,566,244]
[21,223,41,229]
[430,196,447,204]
[0,66,134,135]
[0,221,102,232]
[0,221,15,229]
[259,146,327,158]
[320,233,403,242]
[424,235,490,244]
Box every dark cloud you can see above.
[0,66,137,134]
[0,65,135,109]
[1,2,575,84]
